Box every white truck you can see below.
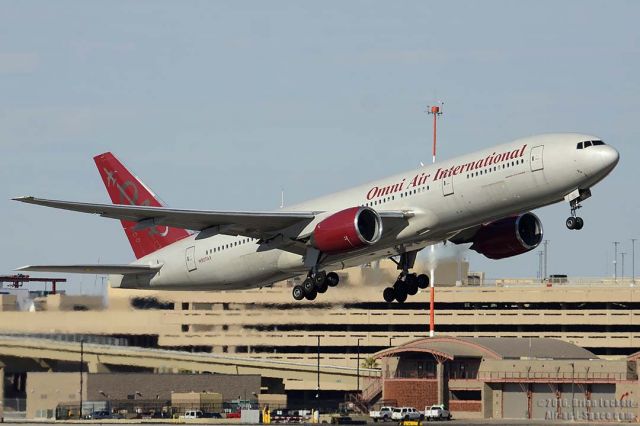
[391,407,423,421]
[368,406,395,422]
[424,405,451,421]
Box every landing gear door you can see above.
[530,145,544,171]
[442,176,454,196]
[185,246,197,272]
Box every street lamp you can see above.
[614,242,620,281]
[621,252,626,280]
[356,338,363,393]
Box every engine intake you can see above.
[470,212,543,260]
[312,207,382,254]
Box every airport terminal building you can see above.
[1,260,639,421]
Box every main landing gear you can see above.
[292,270,339,301]
[383,251,429,303]
[566,199,584,231]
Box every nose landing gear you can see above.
[566,200,584,230]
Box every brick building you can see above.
[373,337,638,421]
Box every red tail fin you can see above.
[94,152,190,259]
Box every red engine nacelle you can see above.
[312,207,383,254]
[470,212,543,260]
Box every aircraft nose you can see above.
[598,145,620,170]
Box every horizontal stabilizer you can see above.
[16,264,162,275]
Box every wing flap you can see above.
[16,264,161,275]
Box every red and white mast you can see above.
[427,103,443,337]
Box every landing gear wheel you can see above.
[566,216,577,230]
[575,217,584,230]
[383,287,396,303]
[304,289,317,301]
[406,274,418,295]
[394,281,408,303]
[326,272,339,287]
[292,285,305,301]
[303,277,315,294]
[314,271,326,286]
[417,274,429,289]
[316,280,328,293]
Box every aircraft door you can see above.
[185,246,197,272]
[530,145,544,171]
[442,175,454,196]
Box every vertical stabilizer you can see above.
[93,152,190,259]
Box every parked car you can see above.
[391,407,423,421]
[180,410,203,419]
[424,404,451,421]
[369,406,395,422]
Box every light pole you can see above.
[614,242,620,281]
[356,338,363,393]
[570,362,575,420]
[621,252,626,281]
[79,339,84,418]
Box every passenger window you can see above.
[577,142,583,149]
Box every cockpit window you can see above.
[577,140,605,149]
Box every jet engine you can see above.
[470,212,543,260]
[311,206,383,254]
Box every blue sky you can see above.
[1,1,639,293]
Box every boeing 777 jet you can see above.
[13,133,619,303]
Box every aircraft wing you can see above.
[13,196,318,240]
[16,264,161,275]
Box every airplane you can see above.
[13,133,619,303]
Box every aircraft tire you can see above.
[417,274,429,289]
[304,289,317,301]
[316,280,328,293]
[303,277,315,294]
[407,282,418,296]
[395,288,408,303]
[383,287,396,303]
[314,271,326,286]
[575,217,584,230]
[566,217,576,230]
[326,272,340,287]
[292,285,305,301]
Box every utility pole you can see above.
[537,251,544,282]
[543,240,549,280]
[79,340,84,418]
[632,239,636,286]
[614,241,620,281]
[621,252,626,281]
[426,102,443,338]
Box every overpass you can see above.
[0,335,380,391]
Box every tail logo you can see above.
[103,167,170,238]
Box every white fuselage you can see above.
[115,133,618,290]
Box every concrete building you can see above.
[374,336,638,421]
[26,372,261,419]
